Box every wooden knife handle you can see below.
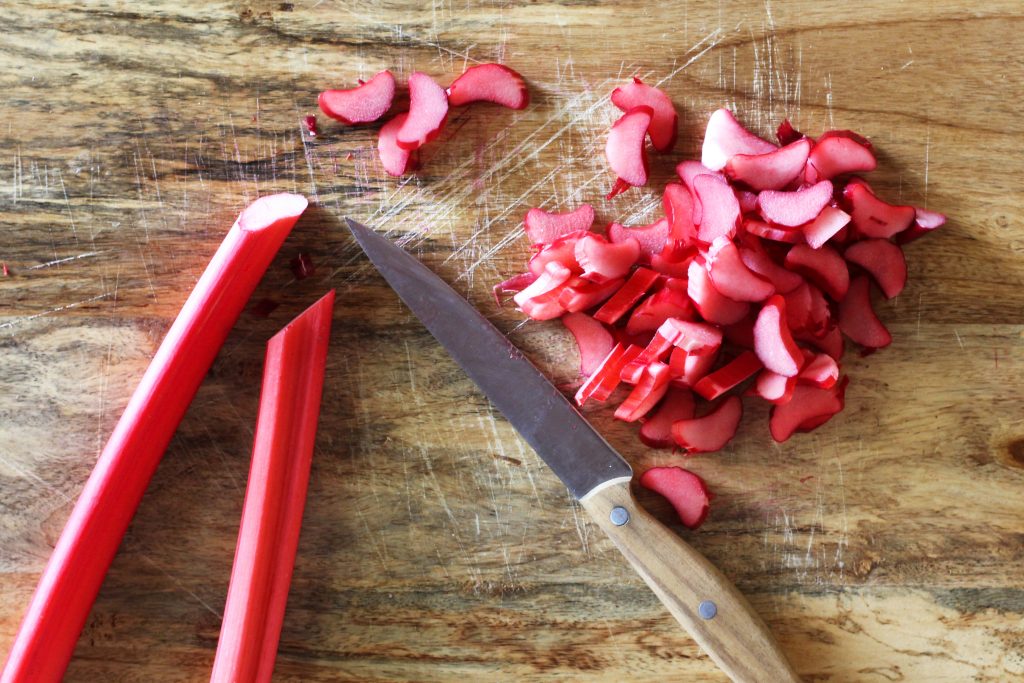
[580,478,801,683]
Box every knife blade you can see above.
[345,218,801,683]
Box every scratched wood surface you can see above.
[2,1,1023,681]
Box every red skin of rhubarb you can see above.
[210,291,334,683]
[446,63,529,109]
[671,395,744,454]
[524,205,595,246]
[528,231,584,276]
[776,119,808,146]
[638,388,696,448]
[605,105,653,196]
[608,218,670,263]
[754,369,797,404]
[769,378,847,442]
[838,275,892,349]
[844,238,907,299]
[662,183,699,257]
[693,350,764,400]
[706,237,775,302]
[318,70,396,124]
[784,243,850,301]
[1,194,308,683]
[895,207,946,244]
[562,312,615,376]
[593,266,659,324]
[575,233,640,283]
[674,161,723,225]
[557,276,623,313]
[639,466,711,529]
[611,77,678,152]
[615,361,672,422]
[625,281,695,335]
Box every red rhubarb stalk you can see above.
[1,193,308,683]
[210,291,334,683]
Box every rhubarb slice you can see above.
[608,218,670,262]
[671,395,743,454]
[524,205,595,245]
[802,206,851,249]
[838,275,891,349]
[758,180,834,227]
[776,119,807,146]
[701,108,777,171]
[806,130,877,181]
[706,237,775,302]
[639,467,711,529]
[575,233,640,283]
[318,70,396,124]
[638,388,696,448]
[492,272,537,306]
[615,361,672,421]
[743,218,804,244]
[611,77,678,152]
[377,113,412,177]
[577,343,626,405]
[593,267,659,324]
[738,239,804,292]
[693,351,764,400]
[662,183,699,256]
[514,261,573,309]
[844,239,907,298]
[605,105,653,197]
[769,379,847,442]
[754,294,803,377]
[724,138,811,191]
[626,281,695,334]
[210,291,334,683]
[447,63,529,109]
[798,352,839,389]
[528,232,583,276]
[843,179,915,239]
[784,244,850,301]
[693,174,741,243]
[669,346,719,387]
[397,72,449,150]
[558,276,623,313]
[754,369,796,404]
[675,161,724,225]
[563,312,615,376]
[1,194,308,683]
[895,207,946,244]
[686,258,750,325]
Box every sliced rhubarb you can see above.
[626,281,695,334]
[446,63,529,109]
[701,108,777,171]
[638,388,696,448]
[895,207,946,244]
[806,130,877,181]
[671,395,743,454]
[524,204,595,245]
[843,179,915,239]
[576,343,624,405]
[769,379,847,442]
[743,218,803,244]
[493,272,537,306]
[675,161,724,225]
[706,237,774,302]
[844,239,907,298]
[798,352,839,389]
[737,190,759,214]
[776,119,807,146]
[605,106,653,197]
[528,232,583,276]
[631,319,723,377]
[650,251,695,277]
[784,244,850,300]
[377,113,412,177]
[724,138,811,191]
[639,467,711,529]
[318,70,396,125]
[738,240,804,292]
[686,258,750,325]
[721,313,756,349]
[693,351,764,400]
[608,218,670,262]
[558,276,623,313]
[563,312,615,376]
[758,180,833,228]
[397,72,449,150]
[798,323,844,361]
[838,275,891,349]
[575,233,640,283]
[693,174,740,243]
[754,294,803,377]
[754,369,796,404]
[593,267,659,324]
[669,346,719,387]
[802,206,851,249]
[514,261,572,309]
[611,77,678,152]
[662,183,698,255]
[1,194,308,683]
[615,361,672,421]
[518,291,564,320]
[211,291,333,683]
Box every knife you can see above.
[345,218,801,683]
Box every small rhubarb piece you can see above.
[1,194,309,683]
[611,77,678,152]
[843,179,915,239]
[671,395,743,454]
[557,276,623,313]
[776,119,808,146]
[738,240,804,293]
[615,362,672,421]
[706,237,775,302]
[686,259,750,325]
[754,369,796,404]
[724,138,811,191]
[563,312,615,376]
[626,281,695,334]
[290,252,315,280]
[693,174,741,243]
[799,323,844,361]
[693,351,764,400]
[806,130,877,181]
[575,234,640,283]
[377,113,413,176]
[210,291,334,683]
[493,272,537,306]
[528,232,584,276]
[675,161,725,225]
[577,343,630,405]
[524,205,595,245]
[769,379,847,442]
[844,239,907,298]
[784,244,850,300]
[662,183,699,256]
[605,106,653,197]
[318,70,396,124]
[838,275,891,349]
[895,207,946,244]
[303,115,318,137]
[650,251,695,277]
[639,467,711,529]
[758,180,834,228]
[594,267,659,324]
[669,346,719,387]
[446,63,528,109]
[701,108,777,171]
[802,206,851,249]
[798,352,839,389]
[608,218,670,262]
[743,218,804,244]
[638,388,696,448]
[754,294,803,377]
[397,72,449,150]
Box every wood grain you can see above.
[2,1,1024,681]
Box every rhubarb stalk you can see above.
[210,291,334,683]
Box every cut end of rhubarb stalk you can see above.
[671,395,743,454]
[754,295,803,377]
[237,193,309,233]
[378,113,413,177]
[639,466,711,529]
[758,180,834,228]
[610,77,678,152]
[701,108,777,171]
[447,63,529,109]
[605,105,653,193]
[397,72,449,150]
[524,205,595,245]
[562,312,615,377]
[318,70,396,125]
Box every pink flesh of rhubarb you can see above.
[575,234,640,283]
[397,72,449,150]
[615,361,672,421]
[758,180,834,227]
[686,258,750,325]
[725,138,811,191]
[446,63,529,109]
[807,131,877,181]
[611,77,678,152]
[754,294,803,377]
[843,180,915,239]
[844,239,907,298]
[701,108,777,171]
[608,218,670,262]
[755,369,796,404]
[605,106,653,195]
[838,275,891,349]
[671,395,743,454]
[377,114,412,177]
[802,206,851,249]
[639,467,711,528]
[562,312,615,376]
[769,379,847,442]
[319,70,396,124]
[639,387,696,448]
[524,205,595,245]
[693,174,740,243]
[706,237,775,302]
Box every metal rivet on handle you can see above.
[698,600,718,620]
[609,506,630,526]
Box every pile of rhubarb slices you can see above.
[500,96,945,457]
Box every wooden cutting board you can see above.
[2,1,1022,680]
